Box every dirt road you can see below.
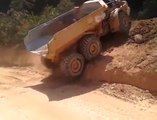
[0,66,157,120]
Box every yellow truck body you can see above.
[24,0,130,77]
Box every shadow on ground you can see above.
[28,55,113,101]
[27,34,129,101]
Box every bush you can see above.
[0,0,11,12]
[0,0,73,46]
[139,0,157,19]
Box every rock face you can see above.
[129,18,157,43]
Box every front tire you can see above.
[60,53,85,77]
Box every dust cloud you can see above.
[0,46,46,70]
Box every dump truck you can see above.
[24,0,131,77]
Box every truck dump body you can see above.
[24,0,107,59]
[24,9,77,52]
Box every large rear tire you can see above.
[60,53,85,77]
[79,35,102,60]
[118,11,131,35]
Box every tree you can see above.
[140,0,157,18]
[0,0,11,12]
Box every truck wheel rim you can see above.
[71,59,81,73]
[89,43,98,55]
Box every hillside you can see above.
[0,18,157,120]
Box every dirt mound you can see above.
[102,18,157,73]
[99,83,156,105]
[83,18,157,91]
[129,18,157,43]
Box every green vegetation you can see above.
[139,0,157,19]
[0,0,73,45]
[0,0,157,45]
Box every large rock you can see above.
[134,34,143,43]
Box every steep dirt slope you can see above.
[83,18,157,91]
